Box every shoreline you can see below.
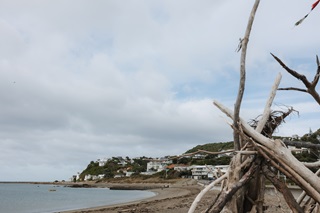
[60,187,196,213]
[60,181,202,213]
[1,180,296,212]
[59,182,295,213]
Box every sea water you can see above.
[0,183,155,213]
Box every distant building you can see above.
[114,174,125,178]
[171,164,190,172]
[97,158,110,167]
[84,174,104,181]
[125,172,134,177]
[146,158,172,172]
[191,165,229,180]
[191,165,214,180]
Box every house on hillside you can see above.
[191,165,214,180]
[97,158,110,167]
[170,164,190,172]
[191,165,229,180]
[146,158,172,172]
[84,174,104,181]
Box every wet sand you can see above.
[60,180,293,213]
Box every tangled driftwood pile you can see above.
[188,1,320,212]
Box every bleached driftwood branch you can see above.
[188,173,228,213]
[213,100,320,203]
[303,161,320,168]
[255,72,282,133]
[180,149,234,158]
[234,0,261,150]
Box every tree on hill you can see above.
[79,157,149,181]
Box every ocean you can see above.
[0,183,155,213]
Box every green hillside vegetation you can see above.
[185,141,234,154]
[301,128,320,144]
[79,129,320,181]
[79,157,149,180]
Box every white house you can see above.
[146,158,172,172]
[173,165,190,172]
[191,165,214,179]
[125,171,135,177]
[84,174,105,181]
[191,165,229,180]
[97,158,110,167]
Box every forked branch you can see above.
[271,53,320,105]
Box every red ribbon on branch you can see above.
[295,0,320,26]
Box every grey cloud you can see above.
[0,0,319,181]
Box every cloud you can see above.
[0,0,319,181]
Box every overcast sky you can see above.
[1,0,320,181]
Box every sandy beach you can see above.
[60,179,293,213]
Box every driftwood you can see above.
[262,165,303,213]
[188,1,320,212]
[233,0,260,151]
[283,140,320,150]
[271,53,320,105]
[188,173,228,213]
[180,149,234,158]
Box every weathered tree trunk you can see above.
[214,100,320,203]
[206,158,260,213]
[228,1,260,212]
[233,0,260,151]
[262,165,303,213]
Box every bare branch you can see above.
[255,73,282,133]
[213,100,320,200]
[311,55,320,87]
[278,87,308,93]
[178,149,234,158]
[297,169,320,205]
[262,165,303,213]
[271,53,320,105]
[270,53,311,87]
[234,0,260,150]
[253,141,320,204]
[188,173,228,213]
[303,161,320,168]
[283,140,320,150]
[206,159,260,213]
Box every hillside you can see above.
[77,128,320,181]
[185,141,234,154]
